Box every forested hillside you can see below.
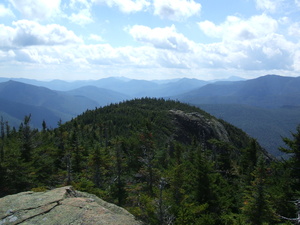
[1,75,299,158]
[0,98,299,224]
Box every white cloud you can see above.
[1,35,298,80]
[196,20,222,38]
[288,22,300,37]
[88,34,105,42]
[192,32,295,71]
[0,11,298,80]
[0,4,15,17]
[69,9,94,26]
[0,50,15,62]
[128,24,194,52]
[0,20,83,48]
[195,13,300,72]
[92,0,150,13]
[278,16,289,25]
[198,14,278,42]
[68,0,93,25]
[9,0,61,20]
[153,0,201,21]
[254,0,282,13]
[70,0,91,9]
[292,50,300,71]
[0,24,15,47]
[14,47,61,64]
[77,44,193,69]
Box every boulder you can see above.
[0,186,142,225]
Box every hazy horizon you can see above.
[0,74,249,82]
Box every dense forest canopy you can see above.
[0,98,299,224]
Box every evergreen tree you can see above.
[138,125,157,196]
[90,144,102,188]
[242,157,275,225]
[0,117,5,162]
[168,143,185,205]
[113,139,126,206]
[280,125,300,190]
[189,146,215,206]
[19,114,36,162]
[70,128,82,174]
[276,124,300,223]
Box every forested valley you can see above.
[0,98,299,225]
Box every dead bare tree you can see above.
[277,200,300,224]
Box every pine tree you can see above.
[114,139,126,206]
[19,114,36,162]
[0,117,5,162]
[91,145,102,188]
[189,146,215,206]
[277,124,300,223]
[242,157,275,225]
[138,125,157,196]
[280,125,300,189]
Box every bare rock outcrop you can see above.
[0,186,142,225]
[170,109,230,144]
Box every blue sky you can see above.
[1,0,300,81]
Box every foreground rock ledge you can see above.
[0,186,142,225]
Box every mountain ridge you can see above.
[0,74,300,157]
[0,81,100,128]
[176,74,300,108]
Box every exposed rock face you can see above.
[0,186,142,225]
[170,109,230,144]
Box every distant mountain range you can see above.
[0,77,212,128]
[0,74,299,157]
[175,75,300,108]
[0,76,243,95]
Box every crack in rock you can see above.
[13,201,61,225]
[0,186,142,225]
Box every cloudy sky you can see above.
[1,0,300,81]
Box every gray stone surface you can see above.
[170,109,230,144]
[0,186,142,225]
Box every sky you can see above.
[1,0,300,81]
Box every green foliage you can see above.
[280,125,300,187]
[242,157,276,225]
[0,98,298,224]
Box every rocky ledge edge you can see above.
[0,186,142,225]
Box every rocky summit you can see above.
[0,186,142,225]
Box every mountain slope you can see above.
[177,75,300,108]
[0,98,61,128]
[70,98,270,158]
[199,104,300,157]
[0,81,100,128]
[66,86,130,107]
[172,75,300,156]
[0,80,99,114]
